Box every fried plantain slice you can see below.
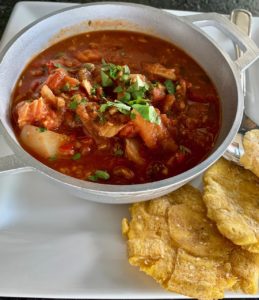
[122,185,259,299]
[240,129,259,177]
[203,158,259,253]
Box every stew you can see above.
[11,30,221,184]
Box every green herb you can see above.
[90,87,96,95]
[120,74,129,82]
[83,63,95,72]
[90,83,100,96]
[88,170,110,181]
[128,98,149,106]
[98,113,107,124]
[152,81,159,87]
[71,85,79,91]
[54,52,65,59]
[179,145,191,154]
[38,127,47,133]
[69,101,79,110]
[114,148,124,157]
[101,61,130,85]
[72,153,81,160]
[101,70,113,87]
[132,104,161,125]
[130,112,136,120]
[114,86,123,93]
[61,82,71,92]
[54,63,65,69]
[48,155,57,161]
[127,75,149,99]
[99,100,131,115]
[164,79,175,94]
[69,96,87,110]
[71,94,81,101]
[119,92,131,102]
[80,98,87,105]
[123,65,130,74]
[74,114,81,122]
[102,60,122,79]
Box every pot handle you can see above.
[0,153,33,175]
[182,13,259,72]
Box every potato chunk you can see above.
[20,125,69,159]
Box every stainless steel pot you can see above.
[0,2,258,204]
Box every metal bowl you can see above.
[0,2,258,203]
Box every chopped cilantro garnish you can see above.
[102,60,124,79]
[90,83,100,96]
[114,86,123,93]
[54,63,65,69]
[119,92,131,102]
[130,112,136,120]
[128,98,149,106]
[101,61,130,87]
[74,114,81,122]
[127,75,149,99]
[80,97,87,105]
[114,148,124,157]
[61,83,70,92]
[72,153,81,160]
[83,63,95,72]
[101,70,113,87]
[99,100,131,115]
[123,65,130,74]
[69,101,79,110]
[132,104,161,125]
[71,85,79,91]
[98,113,107,124]
[120,74,129,82]
[48,155,57,161]
[54,52,65,59]
[164,79,175,94]
[88,170,110,181]
[69,96,87,110]
[90,87,96,95]
[179,145,191,154]
[98,61,160,125]
[38,127,47,133]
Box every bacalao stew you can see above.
[11,30,221,184]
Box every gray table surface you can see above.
[0,0,258,299]
[1,0,259,39]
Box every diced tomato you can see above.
[46,69,67,90]
[175,152,185,163]
[188,87,218,103]
[46,61,56,73]
[59,142,75,156]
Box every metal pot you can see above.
[0,2,258,204]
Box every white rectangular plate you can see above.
[0,1,258,298]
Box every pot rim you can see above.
[0,2,244,195]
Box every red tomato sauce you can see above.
[11,30,221,184]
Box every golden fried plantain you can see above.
[203,158,259,253]
[240,129,259,177]
[122,185,259,299]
